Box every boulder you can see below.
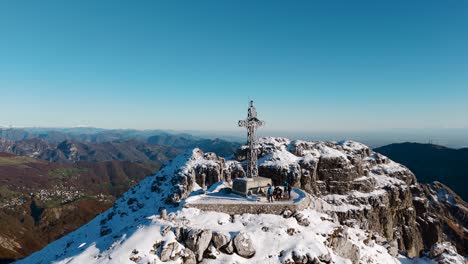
[203,245,220,259]
[212,231,230,249]
[180,248,197,264]
[159,241,183,262]
[233,232,256,258]
[185,229,212,262]
[328,227,360,264]
[221,240,235,255]
[291,250,308,264]
[387,239,398,257]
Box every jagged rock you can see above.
[291,250,308,264]
[428,242,465,263]
[386,239,398,257]
[160,225,172,236]
[160,241,183,262]
[212,231,230,249]
[233,232,256,258]
[185,229,213,262]
[180,248,197,264]
[317,252,332,263]
[173,226,189,243]
[203,245,220,259]
[328,227,360,264]
[293,212,310,227]
[282,209,294,218]
[287,228,296,236]
[168,138,465,257]
[221,240,235,255]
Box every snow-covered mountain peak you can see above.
[16,138,466,264]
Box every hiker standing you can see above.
[267,184,274,203]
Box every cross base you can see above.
[232,177,272,197]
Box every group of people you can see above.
[266,179,292,203]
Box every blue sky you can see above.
[0,0,467,132]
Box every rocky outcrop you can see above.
[155,226,256,263]
[418,182,468,255]
[166,149,245,204]
[160,240,184,262]
[167,138,467,258]
[428,242,466,264]
[327,226,360,264]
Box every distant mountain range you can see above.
[0,129,241,162]
[0,127,197,143]
[0,128,241,262]
[375,142,468,200]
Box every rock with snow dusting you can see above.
[159,240,184,262]
[429,242,465,264]
[328,226,360,264]
[203,245,220,259]
[233,232,256,258]
[212,231,231,249]
[185,229,213,262]
[180,248,197,264]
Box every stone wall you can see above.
[186,189,311,215]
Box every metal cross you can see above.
[238,101,265,178]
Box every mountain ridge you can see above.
[374,142,468,200]
[15,137,466,264]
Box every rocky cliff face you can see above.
[167,137,466,258]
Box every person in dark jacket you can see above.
[274,186,283,200]
[284,180,290,199]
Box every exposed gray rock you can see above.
[317,252,332,263]
[173,226,189,243]
[159,241,183,262]
[203,245,220,259]
[387,239,398,257]
[167,138,467,258]
[233,232,256,258]
[180,248,197,264]
[212,231,230,249]
[221,240,235,255]
[185,229,212,262]
[328,227,360,264]
[429,242,465,264]
[293,212,310,227]
[291,250,308,264]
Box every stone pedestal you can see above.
[232,177,272,196]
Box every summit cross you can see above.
[238,101,265,178]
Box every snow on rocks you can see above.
[14,139,467,264]
[232,232,256,258]
[185,229,212,262]
[428,242,465,264]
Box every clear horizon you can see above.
[2,125,468,148]
[1,1,467,131]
